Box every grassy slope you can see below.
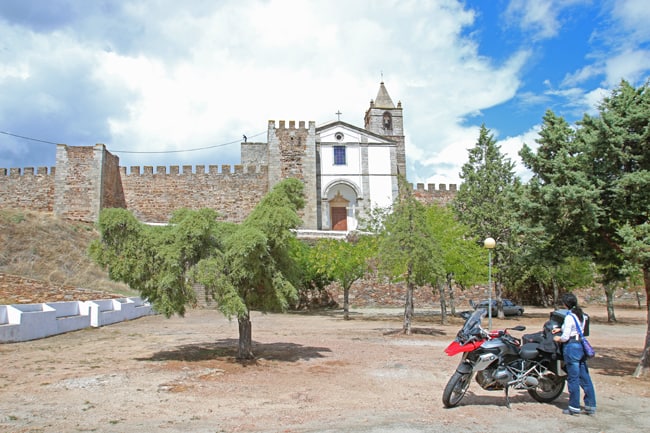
[0,208,136,296]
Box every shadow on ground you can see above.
[591,348,643,377]
[135,339,332,364]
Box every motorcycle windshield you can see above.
[456,309,486,343]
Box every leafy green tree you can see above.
[311,234,374,319]
[425,205,485,323]
[289,238,334,309]
[91,178,305,360]
[193,178,305,359]
[453,124,521,319]
[521,80,650,376]
[89,207,223,317]
[377,177,445,334]
[519,109,603,297]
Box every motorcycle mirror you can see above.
[511,325,526,332]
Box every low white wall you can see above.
[0,297,155,343]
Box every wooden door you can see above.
[331,207,347,231]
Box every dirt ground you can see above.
[1,305,649,433]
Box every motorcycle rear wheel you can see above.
[442,371,472,408]
[528,375,566,403]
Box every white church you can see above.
[242,81,406,234]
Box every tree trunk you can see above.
[496,281,505,320]
[633,266,650,377]
[237,313,254,360]
[343,284,351,320]
[447,275,456,317]
[403,280,414,335]
[605,284,617,323]
[538,282,546,307]
[438,283,447,325]
[552,277,559,307]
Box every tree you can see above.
[425,205,485,323]
[311,234,374,319]
[289,237,334,309]
[193,178,305,359]
[89,207,224,317]
[520,80,650,376]
[377,177,444,334]
[453,124,521,319]
[91,178,305,360]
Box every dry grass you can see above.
[0,208,136,296]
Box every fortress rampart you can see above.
[0,144,273,224]
[411,182,457,206]
[1,132,457,225]
[0,167,55,212]
[120,163,269,223]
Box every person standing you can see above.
[553,293,597,415]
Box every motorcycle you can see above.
[442,308,566,408]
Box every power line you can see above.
[111,130,266,154]
[0,130,60,145]
[0,129,267,154]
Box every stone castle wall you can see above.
[0,142,458,224]
[267,120,318,228]
[411,182,458,206]
[0,166,55,212]
[53,144,104,221]
[120,164,269,223]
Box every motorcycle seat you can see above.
[519,343,540,360]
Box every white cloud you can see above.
[81,0,529,180]
[504,0,590,40]
[506,0,560,39]
[611,0,650,41]
[497,126,542,182]
[561,64,602,87]
[604,49,650,87]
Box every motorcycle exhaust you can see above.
[524,376,539,387]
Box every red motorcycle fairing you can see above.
[444,339,485,356]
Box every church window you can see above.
[333,146,346,165]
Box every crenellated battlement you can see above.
[119,164,268,176]
[0,166,55,176]
[410,182,458,206]
[0,166,56,213]
[268,120,314,131]
[411,182,457,192]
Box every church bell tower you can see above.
[364,82,406,177]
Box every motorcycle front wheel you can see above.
[442,371,472,408]
[528,374,566,403]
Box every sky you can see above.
[1,0,649,187]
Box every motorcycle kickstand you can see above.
[504,385,511,408]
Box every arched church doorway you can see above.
[324,182,360,232]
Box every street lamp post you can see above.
[484,237,496,330]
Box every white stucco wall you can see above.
[318,124,398,230]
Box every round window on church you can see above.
[335,132,344,142]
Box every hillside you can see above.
[0,208,136,304]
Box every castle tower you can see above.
[267,120,318,229]
[364,82,406,177]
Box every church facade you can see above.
[241,81,405,232]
